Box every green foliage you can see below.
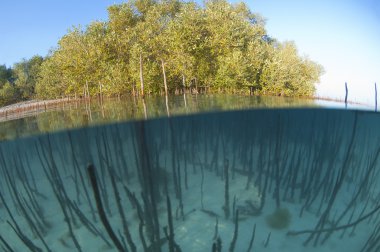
[0,65,13,88]
[13,55,44,99]
[0,56,44,106]
[0,56,44,105]
[0,82,19,106]
[35,56,63,98]
[30,0,323,99]
[261,42,323,96]
[265,207,292,229]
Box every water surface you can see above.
[0,95,333,140]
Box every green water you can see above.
[0,95,325,140]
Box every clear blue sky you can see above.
[0,0,116,66]
[246,0,380,105]
[1,0,379,104]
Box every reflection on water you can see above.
[0,108,379,251]
[0,95,321,140]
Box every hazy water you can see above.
[0,106,379,251]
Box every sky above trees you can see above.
[1,0,379,104]
[248,0,380,105]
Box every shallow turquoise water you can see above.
[0,107,379,251]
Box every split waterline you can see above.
[0,94,370,141]
[0,95,378,251]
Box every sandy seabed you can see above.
[0,108,379,251]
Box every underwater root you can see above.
[287,203,380,236]
[87,164,126,252]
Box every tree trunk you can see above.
[140,53,144,97]
[86,80,90,99]
[195,77,198,94]
[182,74,186,94]
[142,98,147,119]
[165,95,170,117]
[161,59,168,96]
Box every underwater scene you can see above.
[0,107,379,252]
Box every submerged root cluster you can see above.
[1,109,380,251]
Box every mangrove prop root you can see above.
[166,195,175,252]
[223,159,230,219]
[229,209,239,252]
[212,237,222,252]
[87,164,126,252]
[0,234,14,252]
[264,232,271,248]
[246,223,256,252]
[287,203,380,236]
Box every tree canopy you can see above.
[3,0,324,105]
[0,56,44,106]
